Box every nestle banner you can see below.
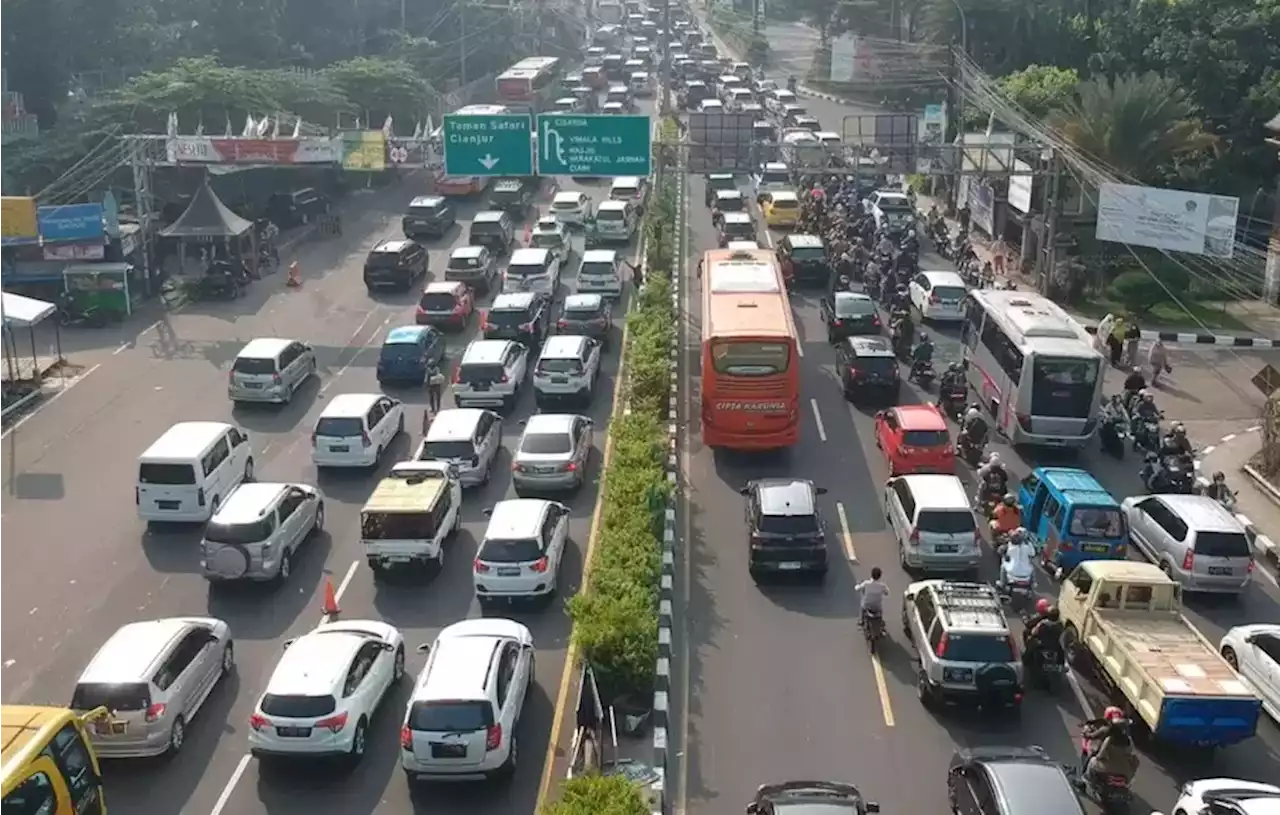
[166,136,342,165]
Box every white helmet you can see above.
[965,407,980,421]
[986,452,1000,465]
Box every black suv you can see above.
[482,292,550,348]
[741,478,829,582]
[267,187,328,228]
[488,178,534,216]
[948,747,1086,815]
[704,173,737,207]
[363,239,428,292]
[776,234,830,287]
[821,291,881,341]
[402,195,455,240]
[747,781,880,815]
[835,336,899,401]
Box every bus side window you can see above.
[48,724,100,812]
[2,771,57,815]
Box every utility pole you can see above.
[459,3,468,89]
[946,44,961,211]
[659,0,672,115]
[535,0,545,52]
[1039,149,1064,296]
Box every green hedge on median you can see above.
[543,773,652,815]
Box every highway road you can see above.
[0,101,654,814]
[671,85,1280,815]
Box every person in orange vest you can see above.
[286,260,301,287]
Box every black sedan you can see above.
[821,291,882,341]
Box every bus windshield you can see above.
[1031,356,1100,418]
[712,341,790,376]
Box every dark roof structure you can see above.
[160,181,252,238]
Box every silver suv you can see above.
[201,483,325,584]
[901,580,1023,712]
[533,335,602,407]
[452,340,530,412]
[228,338,316,404]
[1121,494,1254,595]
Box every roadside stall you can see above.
[62,262,137,319]
[160,180,258,277]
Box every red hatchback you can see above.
[415,280,474,330]
[875,404,954,475]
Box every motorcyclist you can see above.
[962,407,989,451]
[1024,604,1063,655]
[940,362,965,393]
[1123,366,1147,395]
[998,527,1036,592]
[1204,471,1237,508]
[991,494,1021,536]
[1081,707,1139,781]
[910,333,934,375]
[1159,422,1193,458]
[1132,390,1160,429]
[977,454,1010,500]
[1023,599,1054,641]
[855,566,890,628]
[890,307,914,355]
[890,284,911,313]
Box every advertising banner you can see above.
[387,137,434,168]
[37,203,105,243]
[971,180,996,237]
[342,132,387,171]
[44,243,106,261]
[1096,182,1240,259]
[166,136,342,165]
[1,197,39,243]
[1008,160,1033,214]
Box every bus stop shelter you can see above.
[1,290,61,384]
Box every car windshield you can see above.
[408,700,493,732]
[232,357,276,375]
[791,246,826,263]
[941,634,1013,663]
[1030,356,1099,419]
[259,694,337,718]
[917,511,975,534]
[138,462,197,485]
[72,682,150,712]
[478,537,544,563]
[521,432,573,455]
[421,440,476,460]
[1069,507,1123,537]
[758,513,818,535]
[420,292,457,311]
[315,417,365,438]
[903,429,949,447]
[205,518,275,545]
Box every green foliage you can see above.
[323,57,433,123]
[1106,268,1190,316]
[568,134,679,704]
[541,773,650,815]
[708,9,770,67]
[998,65,1079,119]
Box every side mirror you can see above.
[416,643,432,654]
[583,417,594,426]
[866,805,881,814]
[746,805,760,814]
[283,638,295,649]
[381,641,396,651]
[1244,634,1257,645]
[482,507,495,517]
[518,419,528,427]
[815,486,828,495]
[875,410,886,419]
[739,486,752,496]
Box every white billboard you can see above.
[1096,182,1240,259]
[1008,160,1033,214]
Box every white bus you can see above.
[961,289,1104,448]
[433,104,511,196]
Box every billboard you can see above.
[1096,182,1240,259]
[840,114,918,175]
[1,197,39,243]
[166,136,342,165]
[687,112,756,173]
[1008,160,1033,214]
[37,203,105,243]
[342,132,387,171]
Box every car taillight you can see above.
[564,462,577,472]
[453,300,467,313]
[519,321,536,332]
[499,373,509,383]
[480,311,490,330]
[557,319,568,329]
[135,486,140,505]
[145,703,166,723]
[591,316,607,326]
[847,366,858,377]
[930,293,940,304]
[872,315,881,326]
[1182,550,1194,570]
[311,431,318,447]
[750,534,766,549]
[400,725,413,749]
[361,432,371,447]
[1247,559,1255,573]
[973,531,982,547]
[530,557,550,573]
[272,373,282,384]
[832,318,844,326]
[453,368,462,384]
[1007,634,1020,657]
[474,558,490,573]
[249,713,270,731]
[316,712,349,733]
[512,462,523,472]
[935,632,948,657]
[415,305,427,316]
[909,527,920,543]
[197,488,206,507]
[485,723,503,751]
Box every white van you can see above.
[884,474,982,574]
[577,249,624,296]
[137,422,254,524]
[593,201,638,242]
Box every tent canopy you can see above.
[160,181,253,239]
[1,291,56,327]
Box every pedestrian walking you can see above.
[1095,312,1115,356]
[626,259,645,292]
[427,365,445,413]
[1107,315,1127,367]
[1147,338,1171,386]
[1123,319,1141,367]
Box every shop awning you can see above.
[1,291,56,327]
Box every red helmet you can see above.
[1103,706,1126,722]
[1035,598,1051,614]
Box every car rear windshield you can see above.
[478,537,545,563]
[941,634,1013,663]
[709,177,736,191]
[487,308,532,326]
[761,170,790,185]
[531,233,562,248]
[1030,356,1099,419]
[711,341,791,376]
[471,222,503,235]
[597,208,624,221]
[758,513,818,536]
[903,429,949,447]
[791,246,826,263]
[420,292,457,311]
[361,511,435,540]
[366,251,403,269]
[449,255,483,270]
[917,511,975,534]
[259,694,337,718]
[409,204,443,218]
[458,363,506,384]
[422,440,476,460]
[521,432,573,455]
[538,357,583,375]
[232,357,276,375]
[771,198,798,210]
[138,462,197,485]
[716,195,744,210]
[932,286,965,301]
[1069,507,1123,538]
[72,682,150,712]
[552,198,580,210]
[836,298,875,317]
[580,262,616,279]
[205,518,275,545]
[491,189,521,204]
[855,356,897,375]
[316,416,365,437]
[564,306,605,320]
[508,263,548,278]
[408,700,494,732]
[1194,531,1251,558]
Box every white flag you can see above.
[292,117,302,138]
[256,116,270,137]
[166,112,178,137]
[242,115,256,137]
[224,113,234,136]
[412,120,423,139]
[270,115,281,138]
[382,115,394,137]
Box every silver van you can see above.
[593,201,637,243]
[228,338,317,404]
[885,475,981,574]
[1122,494,1255,595]
[576,250,624,296]
[413,408,503,487]
[452,340,530,411]
[201,482,325,584]
[72,617,234,758]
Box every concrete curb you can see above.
[1193,424,1280,563]
[1081,325,1275,347]
[0,388,43,421]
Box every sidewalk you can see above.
[1196,426,1280,568]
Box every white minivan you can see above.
[503,247,561,297]
[576,249,624,296]
[137,421,254,523]
[885,474,982,574]
[311,393,405,468]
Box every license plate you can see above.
[778,562,802,571]
[551,376,569,384]
[243,382,263,388]
[1208,566,1233,576]
[329,445,349,453]
[1082,543,1112,554]
[497,567,521,576]
[94,720,127,735]
[387,556,411,563]
[276,726,311,737]
[933,544,958,553]
[431,742,467,758]
[156,500,180,510]
[474,383,491,391]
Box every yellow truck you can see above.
[1058,560,1262,749]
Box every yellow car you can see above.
[761,190,801,228]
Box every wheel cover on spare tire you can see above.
[210,546,251,579]
[975,663,1018,700]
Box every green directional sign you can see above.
[535,114,652,177]
[442,114,533,177]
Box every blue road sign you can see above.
[442,114,533,177]
[535,114,652,177]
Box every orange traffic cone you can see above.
[321,577,340,616]
[523,224,531,245]
[286,260,302,287]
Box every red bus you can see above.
[700,248,801,451]
[496,57,563,112]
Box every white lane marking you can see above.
[321,559,360,623]
[795,336,804,358]
[318,310,387,395]
[836,502,857,562]
[1,363,102,440]
[809,398,827,441]
[1221,433,1237,443]
[762,230,774,249]
[112,343,128,355]
[209,754,252,815]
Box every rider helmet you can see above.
[1002,494,1017,507]
[1035,598,1051,614]
[1213,471,1226,483]
[919,333,929,343]
[1142,391,1155,403]
[965,407,980,422]
[1046,606,1060,621]
[986,452,1000,465]
[1172,423,1187,436]
[1103,706,1126,722]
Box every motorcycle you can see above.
[998,547,1036,611]
[1131,417,1161,453]
[194,270,243,301]
[1143,453,1194,494]
[1020,621,1067,691]
[55,299,109,328]
[1076,732,1135,814]
[909,360,935,389]
[957,431,986,467]
[939,383,967,421]
[1098,414,1130,459]
[862,609,885,653]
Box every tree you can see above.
[1050,72,1217,183]
[998,64,1078,119]
[324,58,434,127]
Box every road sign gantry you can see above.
[441,113,652,178]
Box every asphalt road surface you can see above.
[0,101,654,815]
[673,152,1280,814]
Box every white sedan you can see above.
[1220,623,1280,720]
[1165,778,1280,815]
[248,619,405,765]
[550,191,593,226]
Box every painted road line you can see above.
[1,363,102,441]
[319,310,390,395]
[836,502,857,562]
[320,559,360,623]
[209,754,253,815]
[869,653,896,727]
[809,398,827,441]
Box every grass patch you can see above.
[1070,296,1253,333]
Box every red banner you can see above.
[166,136,342,165]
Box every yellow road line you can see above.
[836,502,857,562]
[869,652,897,727]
